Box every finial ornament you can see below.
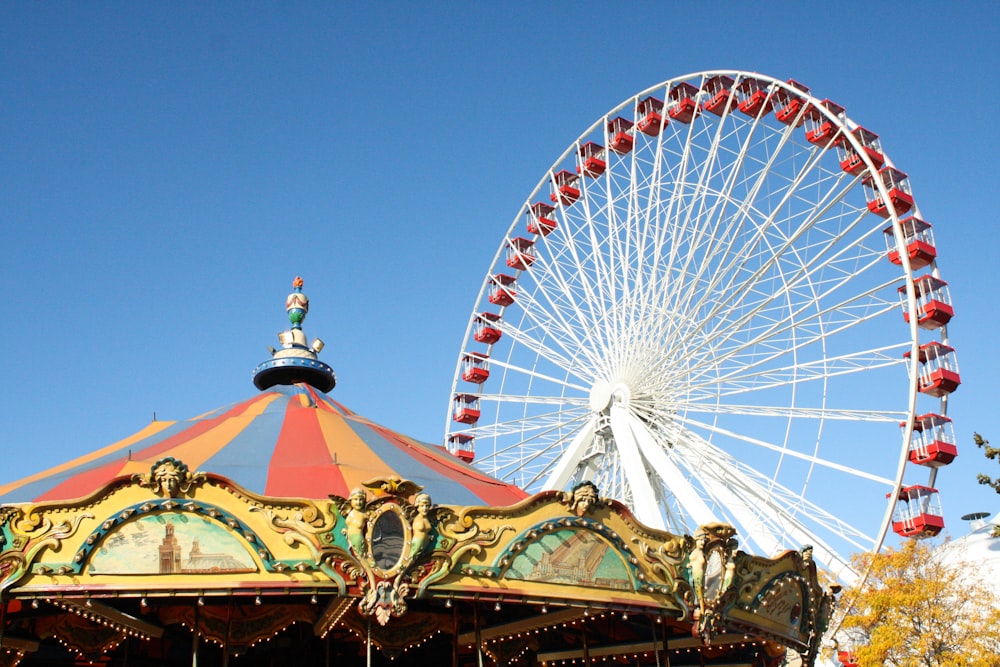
[286,276,309,329]
[252,277,336,392]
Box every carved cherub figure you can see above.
[688,534,708,612]
[344,488,368,557]
[409,493,435,559]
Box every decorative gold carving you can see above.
[560,481,603,516]
[684,522,740,644]
[132,457,206,498]
[0,512,91,590]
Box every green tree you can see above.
[974,433,1000,537]
[840,538,1000,667]
[975,432,1000,494]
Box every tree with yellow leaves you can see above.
[840,538,1000,667]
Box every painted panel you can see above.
[89,512,257,575]
[504,529,632,590]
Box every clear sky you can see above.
[2,3,998,547]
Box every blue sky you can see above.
[2,3,998,547]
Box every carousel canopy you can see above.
[0,384,526,507]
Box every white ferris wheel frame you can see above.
[444,70,951,586]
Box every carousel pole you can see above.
[451,604,459,667]
[0,590,6,651]
[191,597,200,667]
[222,597,233,667]
[474,603,484,667]
[649,615,661,667]
[581,624,591,667]
[366,616,372,667]
[661,613,671,667]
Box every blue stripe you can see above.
[199,392,291,495]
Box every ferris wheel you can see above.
[444,70,958,583]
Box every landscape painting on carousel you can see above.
[504,529,631,590]
[89,512,257,575]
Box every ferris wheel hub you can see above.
[589,380,631,412]
[588,380,612,412]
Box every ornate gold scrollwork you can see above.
[684,522,739,644]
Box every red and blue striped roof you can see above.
[0,384,526,507]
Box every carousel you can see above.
[0,279,837,666]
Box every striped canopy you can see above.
[0,384,526,507]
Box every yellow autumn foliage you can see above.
[840,539,1000,667]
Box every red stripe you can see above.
[265,397,348,497]
[35,460,130,502]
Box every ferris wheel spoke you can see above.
[492,316,597,387]
[665,429,867,579]
[677,144,853,338]
[527,211,617,369]
[673,402,905,423]
[550,190,615,361]
[689,343,908,397]
[680,293,901,389]
[671,412,894,485]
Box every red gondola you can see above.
[904,413,958,468]
[774,79,811,127]
[838,126,885,175]
[702,75,735,116]
[578,142,607,178]
[461,352,490,384]
[736,78,774,117]
[667,82,700,123]
[452,394,481,425]
[473,312,502,344]
[637,96,666,136]
[448,433,475,463]
[608,116,635,153]
[898,275,954,330]
[550,170,580,206]
[506,237,536,271]
[884,217,937,270]
[528,202,557,236]
[904,341,961,398]
[488,274,517,306]
[804,99,846,147]
[864,167,914,218]
[889,485,944,537]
